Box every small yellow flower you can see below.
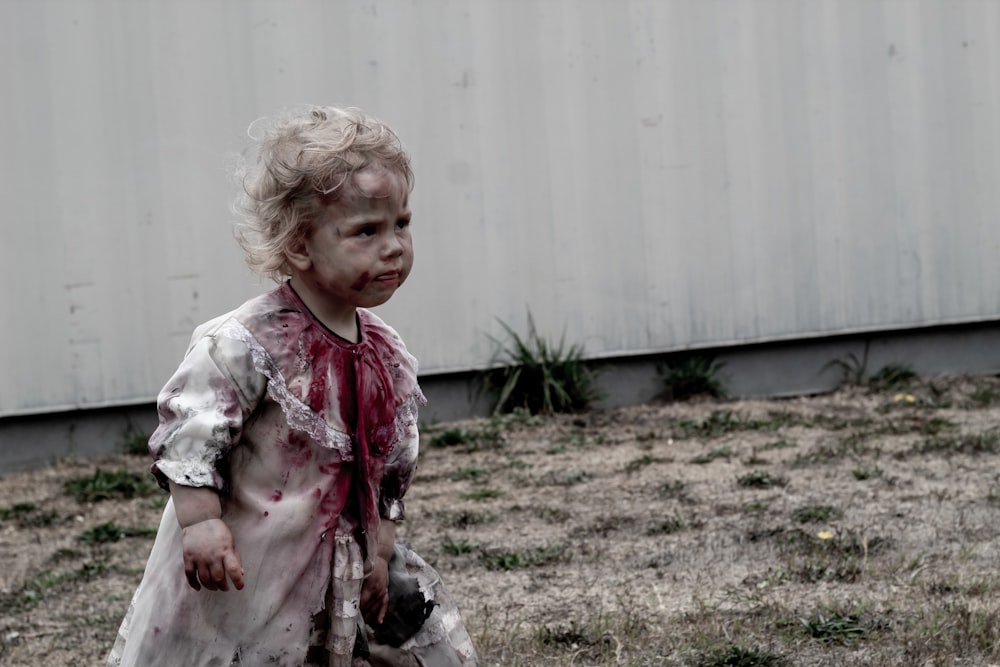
[817,530,834,540]
[905,394,916,403]
[893,393,905,402]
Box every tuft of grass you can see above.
[78,522,157,544]
[737,470,787,489]
[1,560,112,612]
[698,644,785,667]
[483,544,568,571]
[427,424,504,452]
[0,503,60,528]
[658,355,727,401]
[624,454,664,473]
[799,611,867,644]
[647,511,686,535]
[463,487,503,501]
[658,480,687,499]
[63,469,157,503]
[867,364,919,391]
[824,342,918,392]
[441,536,480,556]
[450,466,490,482]
[691,446,734,465]
[791,505,842,524]
[479,313,601,415]
[852,466,883,481]
[967,385,1000,407]
[442,510,496,528]
[909,431,1000,456]
[121,423,151,456]
[674,410,791,440]
[823,342,872,386]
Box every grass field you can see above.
[2,375,1000,666]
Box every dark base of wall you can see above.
[4,321,999,475]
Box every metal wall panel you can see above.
[2,0,999,417]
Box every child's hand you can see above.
[180,518,245,592]
[360,556,389,624]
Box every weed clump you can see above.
[63,469,158,503]
[480,313,600,415]
[658,355,727,401]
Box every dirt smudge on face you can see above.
[350,272,371,291]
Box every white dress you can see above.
[108,283,477,667]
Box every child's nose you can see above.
[382,233,404,258]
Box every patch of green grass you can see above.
[792,435,878,467]
[450,466,490,482]
[906,431,1000,456]
[852,466,883,481]
[624,454,664,473]
[658,479,687,499]
[442,510,496,528]
[674,410,797,441]
[743,501,769,513]
[658,355,727,401]
[647,511,686,535]
[480,313,601,415]
[697,644,785,667]
[791,505,842,524]
[427,425,504,452]
[824,343,872,387]
[442,536,480,555]
[0,502,36,521]
[538,470,591,486]
[483,544,568,571]
[63,469,157,503]
[737,470,787,489]
[122,423,151,456]
[761,439,796,450]
[0,502,60,528]
[691,446,734,464]
[78,521,157,544]
[867,364,919,391]
[967,385,1000,407]
[1,560,112,612]
[463,487,503,501]
[806,413,875,431]
[799,611,867,644]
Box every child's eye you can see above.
[396,218,411,231]
[357,225,377,237]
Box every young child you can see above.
[108,106,478,667]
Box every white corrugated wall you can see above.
[1,0,998,417]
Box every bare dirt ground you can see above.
[3,375,1000,666]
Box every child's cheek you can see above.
[351,272,371,291]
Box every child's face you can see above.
[287,167,413,317]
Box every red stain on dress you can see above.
[270,490,283,502]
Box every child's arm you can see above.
[170,481,245,593]
[360,518,397,623]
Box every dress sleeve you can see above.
[148,331,267,492]
[378,398,421,521]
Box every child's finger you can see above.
[224,551,245,591]
[184,561,202,591]
[209,560,229,591]
[198,563,219,591]
[376,589,389,624]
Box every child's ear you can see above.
[284,236,312,272]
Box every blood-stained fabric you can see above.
[107,283,451,666]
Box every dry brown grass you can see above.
[3,375,1000,666]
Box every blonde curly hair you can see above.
[233,106,413,281]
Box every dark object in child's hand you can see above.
[372,546,436,647]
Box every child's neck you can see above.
[287,278,360,342]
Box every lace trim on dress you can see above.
[217,319,355,460]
